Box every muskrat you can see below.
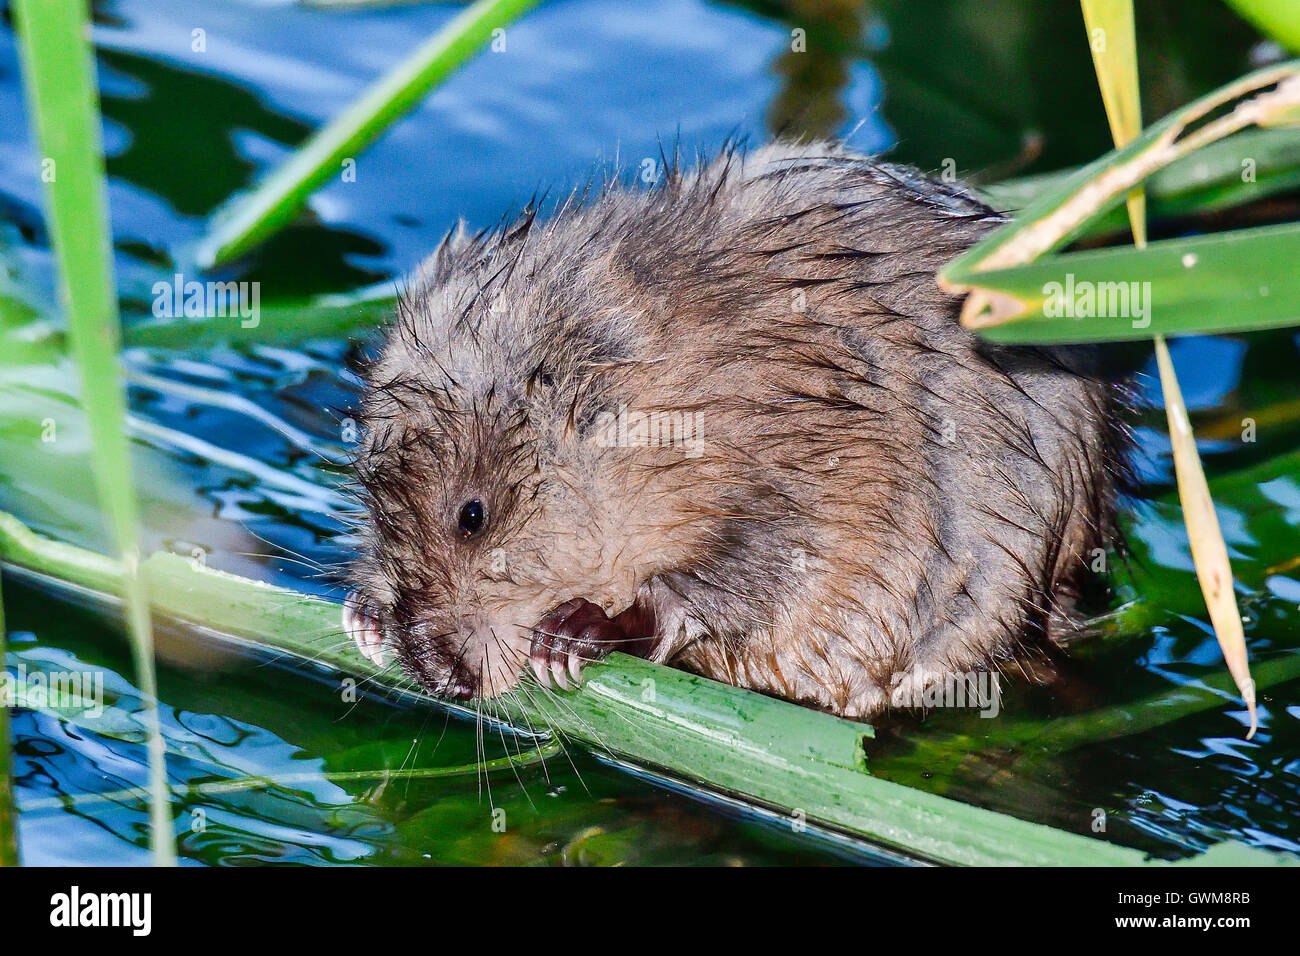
[343,141,1126,718]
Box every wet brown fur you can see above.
[349,141,1127,718]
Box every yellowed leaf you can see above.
[1080,0,1257,737]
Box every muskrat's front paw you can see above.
[530,598,623,690]
[343,593,388,666]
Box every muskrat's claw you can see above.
[530,598,626,691]
[343,594,388,667]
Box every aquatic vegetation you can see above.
[944,3,1300,738]
[10,0,173,865]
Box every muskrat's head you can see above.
[347,217,709,700]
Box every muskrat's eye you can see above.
[457,499,486,538]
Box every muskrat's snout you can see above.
[344,591,658,701]
[342,595,473,698]
[343,593,542,701]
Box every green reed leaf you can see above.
[3,508,1285,867]
[196,0,542,268]
[11,0,175,864]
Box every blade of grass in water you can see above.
[196,0,542,268]
[0,572,17,866]
[19,742,563,817]
[3,509,1292,866]
[12,0,175,861]
[1080,0,1146,245]
[1081,0,1257,736]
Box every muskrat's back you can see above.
[348,141,1125,718]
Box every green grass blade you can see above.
[979,126,1300,223]
[0,572,18,867]
[11,0,174,865]
[1224,0,1300,53]
[1081,0,1146,244]
[945,219,1300,343]
[939,60,1300,323]
[196,0,541,268]
[3,509,1287,866]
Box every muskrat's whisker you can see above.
[483,678,538,808]
[249,636,361,674]
[231,551,331,576]
[472,682,485,803]
[503,673,588,795]
[475,648,495,809]
[394,732,421,780]
[334,655,412,722]
[445,630,476,699]
[528,687,606,793]
[395,702,446,794]
[493,678,556,788]
[420,704,455,778]
[498,639,619,767]
[486,628,562,789]
[238,526,332,575]
[348,658,406,696]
